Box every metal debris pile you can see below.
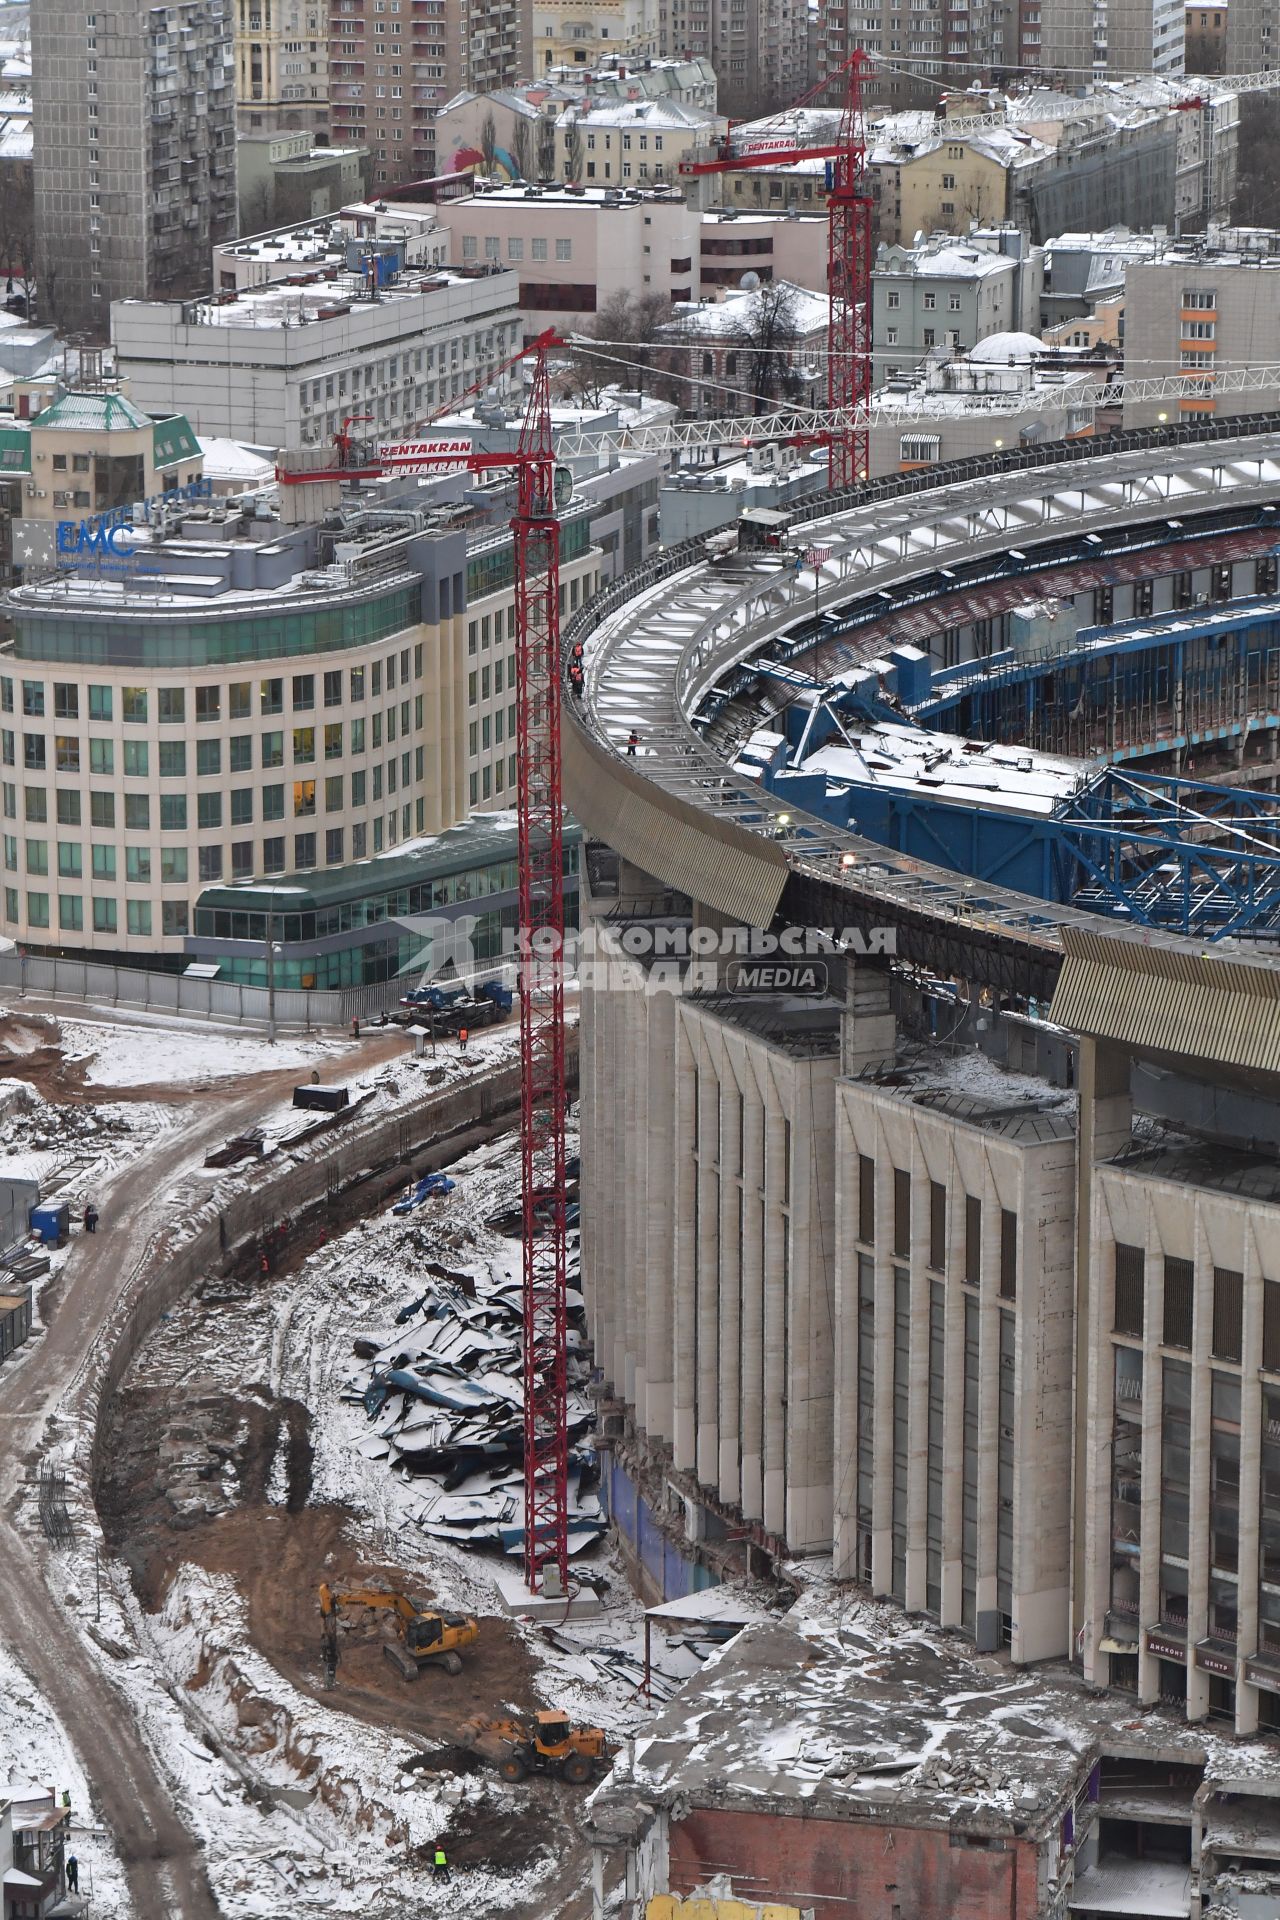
[341,1200,604,1557]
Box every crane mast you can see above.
[512,344,571,1595]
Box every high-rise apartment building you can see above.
[658,0,804,119]
[327,0,524,188]
[1037,0,1185,77]
[233,0,329,136]
[32,0,238,341]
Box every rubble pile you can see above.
[340,1173,605,1558]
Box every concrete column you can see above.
[1074,1037,1133,1663]
[642,986,677,1443]
[695,1048,720,1489]
[871,1135,896,1597]
[1185,1210,1215,1723]
[671,1014,698,1475]
[717,1060,743,1506]
[621,976,646,1408]
[761,1088,788,1539]
[785,1055,836,1553]
[831,1094,859,1579]
[940,1128,967,1628]
[841,961,896,1078]
[1137,1306,1164,1702]
[1238,1231,1266,1736]
[905,1144,931,1616]
[739,1072,766,1523]
[976,1185,1002,1653]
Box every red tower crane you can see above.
[680,51,877,489]
[277,329,571,1593]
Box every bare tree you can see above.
[511,115,532,182]
[563,290,676,405]
[536,113,557,182]
[728,279,803,414]
[0,160,35,316]
[563,114,584,184]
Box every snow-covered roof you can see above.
[877,240,1019,281]
[799,719,1083,817]
[663,280,829,339]
[195,436,276,484]
[969,329,1049,362]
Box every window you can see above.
[294,831,317,869]
[196,685,221,724]
[57,841,81,878]
[25,790,46,824]
[230,789,253,826]
[162,902,189,935]
[292,674,315,710]
[195,793,220,831]
[262,732,284,769]
[1263,1277,1280,1373]
[125,846,151,884]
[893,1168,911,1258]
[53,684,79,720]
[55,736,79,774]
[229,682,252,720]
[24,735,45,772]
[127,900,151,936]
[27,891,48,928]
[196,740,221,779]
[124,795,150,832]
[262,784,285,821]
[92,845,115,880]
[350,667,365,702]
[160,847,188,883]
[25,840,47,875]
[158,688,185,725]
[1115,1243,1145,1337]
[260,678,283,715]
[198,847,223,883]
[263,836,285,874]
[58,893,83,932]
[56,791,80,827]
[1212,1268,1243,1363]
[123,740,149,779]
[21,681,44,717]
[325,774,343,811]
[93,898,117,934]
[158,741,186,779]
[1182,286,1216,309]
[555,237,572,260]
[965,1195,981,1286]
[858,1154,875,1242]
[324,669,343,708]
[122,687,147,724]
[999,1210,1017,1301]
[929,1181,946,1273]
[1163,1257,1194,1349]
[326,827,345,865]
[293,727,316,763]
[90,793,114,831]
[229,736,252,774]
[294,780,316,817]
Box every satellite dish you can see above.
[740,270,761,291]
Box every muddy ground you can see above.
[95,1194,600,1917]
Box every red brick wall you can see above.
[666,1805,1045,1920]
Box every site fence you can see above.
[0,951,398,1031]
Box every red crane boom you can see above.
[679,51,876,489]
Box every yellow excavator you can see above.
[318,1582,479,1685]
[464,1708,610,1785]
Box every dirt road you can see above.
[0,1017,397,1920]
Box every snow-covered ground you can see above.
[54,1011,342,1089]
[0,1638,130,1917]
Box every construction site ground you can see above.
[0,997,631,1919]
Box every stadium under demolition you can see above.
[564,417,1280,1911]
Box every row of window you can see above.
[461,234,574,263]
[6,892,186,937]
[1114,1244,1280,1369]
[2,753,424,830]
[856,1157,1018,1299]
[2,656,424,724]
[6,710,425,776]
